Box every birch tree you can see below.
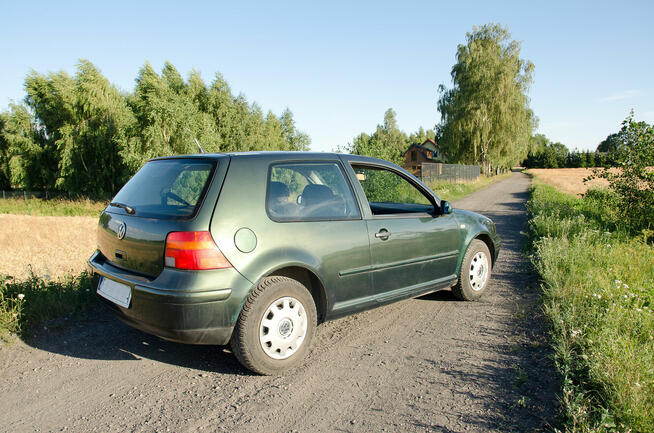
[437,23,535,173]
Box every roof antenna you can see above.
[186,128,206,154]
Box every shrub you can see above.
[0,272,96,341]
[587,114,654,236]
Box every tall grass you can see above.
[0,197,107,217]
[527,181,653,432]
[0,272,97,341]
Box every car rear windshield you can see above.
[109,159,216,219]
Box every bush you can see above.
[0,272,96,341]
[587,115,654,236]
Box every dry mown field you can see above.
[526,167,610,195]
[0,214,96,280]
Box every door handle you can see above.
[375,229,391,240]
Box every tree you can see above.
[589,114,654,233]
[597,133,620,153]
[0,59,310,197]
[408,126,436,145]
[344,109,410,164]
[437,23,535,173]
[22,60,137,196]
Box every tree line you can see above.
[0,60,309,197]
[345,23,535,173]
[346,23,650,175]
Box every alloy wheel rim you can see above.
[259,296,307,360]
[468,251,489,291]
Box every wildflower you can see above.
[17,293,25,300]
[614,280,621,285]
[635,382,641,388]
[570,329,582,337]
[623,283,630,289]
[636,308,642,313]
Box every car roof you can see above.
[150,151,392,166]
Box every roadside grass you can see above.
[0,271,97,342]
[527,180,653,432]
[0,197,107,217]
[429,172,512,201]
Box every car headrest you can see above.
[301,184,334,206]
[269,181,290,202]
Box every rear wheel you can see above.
[230,276,317,375]
[452,239,492,301]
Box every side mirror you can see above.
[296,194,303,205]
[441,200,453,215]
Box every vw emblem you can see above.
[116,221,126,240]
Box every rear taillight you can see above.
[164,231,231,270]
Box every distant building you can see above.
[402,139,446,175]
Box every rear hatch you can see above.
[97,157,221,277]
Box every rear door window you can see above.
[109,159,216,219]
[267,162,361,221]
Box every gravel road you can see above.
[0,172,558,432]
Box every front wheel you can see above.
[452,239,492,301]
[230,276,317,375]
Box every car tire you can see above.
[452,239,492,301]
[230,276,317,375]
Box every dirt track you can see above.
[0,172,558,432]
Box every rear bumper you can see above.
[88,250,253,345]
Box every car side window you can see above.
[267,163,361,221]
[352,165,435,216]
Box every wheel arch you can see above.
[474,233,496,267]
[257,265,328,324]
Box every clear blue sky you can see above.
[1,0,652,152]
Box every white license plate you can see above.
[97,277,132,308]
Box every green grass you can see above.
[0,197,107,217]
[0,272,97,342]
[429,173,512,202]
[527,180,653,432]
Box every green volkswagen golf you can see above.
[88,152,499,375]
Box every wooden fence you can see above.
[420,162,481,183]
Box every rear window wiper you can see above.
[109,202,136,215]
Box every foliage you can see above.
[587,114,654,235]
[355,166,431,204]
[345,109,408,164]
[0,60,310,198]
[343,108,436,165]
[1,272,96,341]
[437,23,535,173]
[523,133,613,168]
[597,133,620,153]
[24,60,137,197]
[527,181,653,432]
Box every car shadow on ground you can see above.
[25,306,253,375]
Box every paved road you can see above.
[0,172,557,433]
